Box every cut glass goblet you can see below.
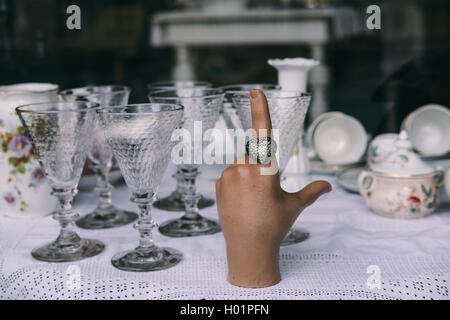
[98,103,184,271]
[16,101,105,262]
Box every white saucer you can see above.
[309,158,365,175]
[336,166,365,194]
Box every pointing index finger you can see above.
[250,89,272,138]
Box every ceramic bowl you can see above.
[313,115,367,165]
[407,104,450,157]
[336,166,364,193]
[358,169,444,219]
[367,133,398,168]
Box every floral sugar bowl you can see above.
[0,83,59,218]
[358,131,444,219]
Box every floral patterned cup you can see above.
[0,83,59,218]
[358,169,444,219]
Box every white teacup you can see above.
[313,114,367,164]
[406,104,450,157]
[306,111,345,148]
[367,133,398,168]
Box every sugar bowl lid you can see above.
[370,131,434,175]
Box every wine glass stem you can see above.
[53,189,81,246]
[180,169,201,219]
[92,163,114,215]
[172,170,184,198]
[132,194,157,255]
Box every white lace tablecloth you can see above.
[1,164,450,300]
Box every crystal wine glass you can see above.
[16,101,105,262]
[60,86,138,229]
[148,81,215,212]
[230,90,312,246]
[97,103,184,271]
[149,88,224,237]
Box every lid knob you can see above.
[395,130,413,150]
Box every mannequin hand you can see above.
[215,89,331,288]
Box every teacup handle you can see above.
[358,170,375,194]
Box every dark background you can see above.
[1,0,449,134]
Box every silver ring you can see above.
[246,137,277,165]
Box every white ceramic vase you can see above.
[268,58,319,187]
[268,57,319,92]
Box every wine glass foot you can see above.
[159,215,221,237]
[111,247,182,272]
[76,209,138,229]
[281,228,310,246]
[31,239,105,262]
[153,193,215,211]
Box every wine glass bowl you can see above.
[220,83,281,130]
[230,90,311,172]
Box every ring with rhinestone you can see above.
[245,137,277,165]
